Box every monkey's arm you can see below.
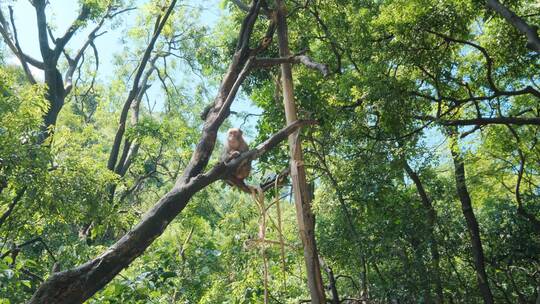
[220,120,316,193]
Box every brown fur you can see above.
[221,128,251,186]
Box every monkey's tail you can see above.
[242,181,262,196]
[226,177,258,194]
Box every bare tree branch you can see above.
[108,1,177,172]
[416,115,540,126]
[52,4,91,60]
[7,6,36,84]
[64,7,134,94]
[32,0,53,60]
[427,30,540,98]
[64,5,134,94]
[115,59,157,176]
[0,9,45,68]
[253,54,330,76]
[64,30,103,93]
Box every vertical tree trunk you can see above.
[403,161,444,303]
[447,129,494,304]
[42,67,66,132]
[429,241,444,304]
[319,256,340,304]
[410,236,433,304]
[275,1,326,302]
[360,255,369,300]
[311,140,369,299]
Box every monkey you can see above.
[221,128,252,190]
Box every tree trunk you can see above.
[276,1,326,302]
[27,3,293,302]
[360,255,369,300]
[27,118,307,304]
[319,256,340,304]
[429,240,444,304]
[39,65,66,141]
[410,236,433,304]
[485,0,540,52]
[447,129,494,304]
[403,161,444,303]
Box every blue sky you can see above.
[2,1,453,174]
[4,0,262,137]
[7,0,223,79]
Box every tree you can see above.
[12,1,323,302]
[0,0,132,137]
[1,0,539,302]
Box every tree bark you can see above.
[319,256,340,304]
[403,161,444,304]
[275,1,326,302]
[308,135,369,299]
[447,129,494,304]
[409,236,433,304]
[485,0,540,52]
[27,118,308,303]
[27,3,287,302]
[41,67,66,136]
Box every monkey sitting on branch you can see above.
[221,128,291,193]
[221,128,253,192]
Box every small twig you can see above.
[253,54,330,77]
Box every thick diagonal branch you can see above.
[32,0,52,60]
[28,119,305,304]
[52,4,91,61]
[486,0,540,52]
[29,3,267,302]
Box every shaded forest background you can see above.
[0,0,539,303]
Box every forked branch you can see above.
[28,118,311,303]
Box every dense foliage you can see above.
[0,0,539,303]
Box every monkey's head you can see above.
[227,128,243,148]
